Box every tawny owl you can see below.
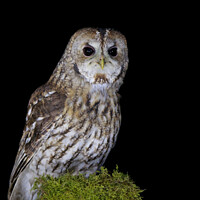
[8,28,128,200]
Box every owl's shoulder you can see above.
[27,84,67,115]
[29,84,64,103]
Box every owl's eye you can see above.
[108,46,118,57]
[83,46,95,56]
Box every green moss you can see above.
[33,166,144,200]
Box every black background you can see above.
[1,3,185,199]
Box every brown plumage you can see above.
[8,28,128,200]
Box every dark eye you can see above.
[108,46,118,57]
[83,46,95,56]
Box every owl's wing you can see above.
[8,85,66,196]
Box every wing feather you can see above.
[8,85,66,196]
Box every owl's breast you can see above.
[31,93,121,177]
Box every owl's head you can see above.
[51,28,128,91]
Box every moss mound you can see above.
[33,166,143,200]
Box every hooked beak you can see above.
[100,56,104,70]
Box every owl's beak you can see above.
[100,56,104,70]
